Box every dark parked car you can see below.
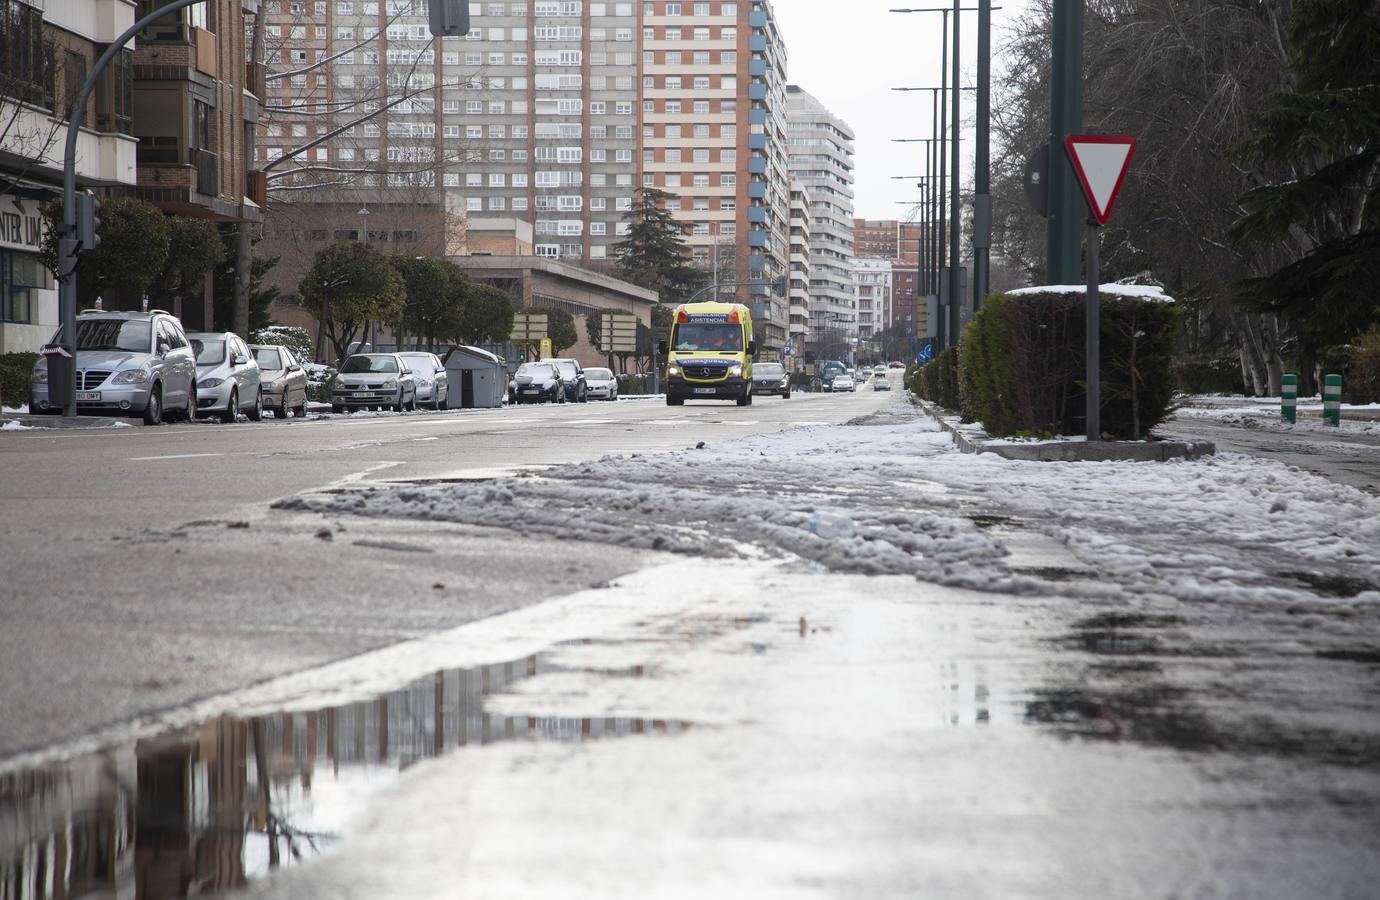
[509,362,566,404]
[548,358,588,402]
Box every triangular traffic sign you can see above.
[1064,135,1137,225]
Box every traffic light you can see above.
[426,0,468,36]
[75,193,100,254]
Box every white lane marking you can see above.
[128,452,225,461]
[325,461,405,490]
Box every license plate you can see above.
[522,388,537,393]
[693,387,717,395]
[351,391,373,398]
[76,391,100,401]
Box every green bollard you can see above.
[1281,374,1297,424]
[1323,373,1342,426]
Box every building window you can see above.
[94,49,133,135]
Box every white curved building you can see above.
[785,85,856,363]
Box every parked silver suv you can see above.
[29,310,197,424]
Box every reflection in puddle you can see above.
[0,654,687,900]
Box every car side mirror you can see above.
[402,368,413,376]
[748,340,757,356]
[657,340,667,357]
[157,341,170,356]
[287,364,301,372]
[232,353,248,366]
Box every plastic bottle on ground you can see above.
[808,511,855,539]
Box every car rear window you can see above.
[194,339,226,365]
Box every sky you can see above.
[772,0,1033,221]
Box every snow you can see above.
[277,398,1380,609]
[1008,282,1176,302]
[2,419,32,430]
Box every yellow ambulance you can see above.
[663,301,756,406]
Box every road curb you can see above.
[914,398,1215,462]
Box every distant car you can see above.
[832,374,856,392]
[250,344,308,419]
[751,362,791,398]
[873,375,891,391]
[398,351,448,409]
[189,331,263,424]
[889,361,906,369]
[584,367,618,401]
[509,361,565,404]
[331,353,417,413]
[548,358,588,402]
[29,309,198,424]
[873,365,887,376]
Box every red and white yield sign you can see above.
[1064,135,1137,225]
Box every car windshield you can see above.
[585,368,613,380]
[755,364,784,377]
[553,361,578,378]
[516,363,554,378]
[253,348,282,370]
[74,319,151,353]
[193,339,226,365]
[401,354,436,371]
[672,324,743,352]
[341,355,398,374]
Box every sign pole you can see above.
[1085,218,1099,441]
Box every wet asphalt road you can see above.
[1157,412,1380,494]
[0,388,890,760]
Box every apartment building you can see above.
[641,0,790,354]
[851,256,890,343]
[854,217,924,335]
[786,179,809,361]
[0,0,138,353]
[785,83,854,362]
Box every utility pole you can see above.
[973,0,991,311]
[948,0,962,345]
[1047,0,1083,283]
[937,10,949,351]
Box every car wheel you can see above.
[294,399,307,417]
[220,389,237,424]
[579,387,588,403]
[783,391,791,399]
[247,389,263,422]
[185,383,198,421]
[667,395,684,406]
[273,404,288,419]
[331,404,345,414]
[142,385,163,426]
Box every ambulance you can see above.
[662,301,756,406]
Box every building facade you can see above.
[786,178,809,362]
[851,256,890,344]
[785,84,853,363]
[256,0,793,354]
[0,0,139,353]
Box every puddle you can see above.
[1276,570,1378,598]
[967,514,1016,530]
[0,652,688,899]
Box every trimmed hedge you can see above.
[958,288,1179,439]
[1,352,37,409]
[908,346,960,412]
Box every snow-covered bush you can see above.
[250,325,314,364]
[958,284,1179,439]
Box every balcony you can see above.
[747,157,767,175]
[748,108,767,125]
[749,9,767,26]
[748,58,766,77]
[748,133,766,150]
[749,34,766,52]
[747,206,767,223]
[747,182,766,199]
[746,229,767,248]
[748,83,767,101]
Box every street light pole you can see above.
[974,0,992,312]
[949,0,962,346]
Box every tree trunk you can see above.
[1263,314,1284,395]
[1235,313,1270,396]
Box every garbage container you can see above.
[442,345,506,409]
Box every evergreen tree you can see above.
[612,187,706,305]
[1230,0,1380,353]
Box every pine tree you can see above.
[612,187,706,306]
[1229,0,1380,353]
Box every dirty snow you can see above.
[277,398,1380,609]
[1008,282,1175,302]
